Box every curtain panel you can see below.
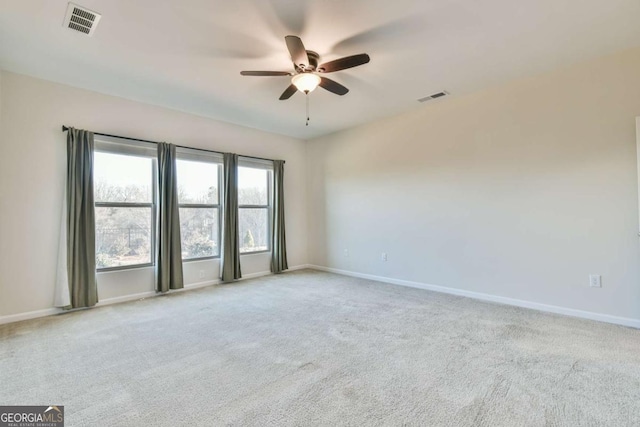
[221,153,241,282]
[55,127,98,308]
[156,142,184,292]
[271,160,288,273]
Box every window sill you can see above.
[182,256,220,263]
[240,250,271,256]
[97,263,154,273]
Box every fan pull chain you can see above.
[305,93,310,126]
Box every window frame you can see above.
[94,140,157,272]
[176,155,222,262]
[238,162,273,255]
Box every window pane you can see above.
[238,167,268,205]
[95,207,152,268]
[239,208,268,253]
[180,207,219,259]
[177,159,219,204]
[94,152,153,203]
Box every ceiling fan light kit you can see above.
[292,73,321,93]
[240,35,370,125]
[238,35,369,99]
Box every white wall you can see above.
[307,47,640,321]
[0,71,308,317]
[3,47,640,323]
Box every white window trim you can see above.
[176,151,223,261]
[239,156,274,170]
[94,135,156,157]
[94,137,157,272]
[177,146,223,163]
[238,163,273,255]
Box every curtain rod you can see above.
[61,126,283,164]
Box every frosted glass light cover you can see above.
[292,73,321,93]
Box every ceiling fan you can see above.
[240,35,370,100]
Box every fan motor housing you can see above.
[304,51,320,71]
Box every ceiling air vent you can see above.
[63,3,101,36]
[418,91,449,103]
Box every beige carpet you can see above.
[1,269,639,426]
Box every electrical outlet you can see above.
[381,252,387,262]
[199,270,205,279]
[589,274,601,288]
[344,249,349,258]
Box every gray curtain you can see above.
[271,160,288,273]
[66,128,98,308]
[157,142,184,292]
[221,153,241,282]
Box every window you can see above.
[176,155,221,260]
[94,149,155,270]
[238,163,272,254]
[93,138,270,270]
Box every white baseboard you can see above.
[308,265,640,329]
[0,308,63,325]
[97,290,157,306]
[242,270,272,280]
[4,264,635,329]
[241,264,310,277]
[185,279,220,290]
[286,264,311,271]
[94,280,222,308]
[0,265,312,326]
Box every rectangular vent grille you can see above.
[418,91,449,103]
[63,3,101,36]
[69,22,91,34]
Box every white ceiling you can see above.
[1,0,640,139]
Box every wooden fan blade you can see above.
[279,84,298,100]
[317,54,370,73]
[285,35,309,69]
[240,71,292,76]
[319,77,349,95]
